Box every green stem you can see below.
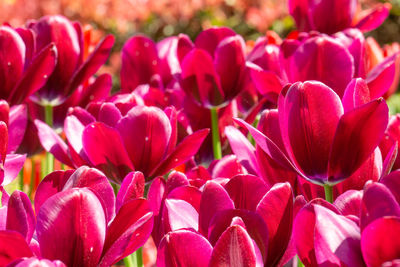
[44,105,54,176]
[324,184,333,203]
[29,159,35,199]
[132,248,143,267]
[210,107,222,160]
[123,248,143,267]
[18,169,24,192]
[123,254,134,267]
[297,255,305,267]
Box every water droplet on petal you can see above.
[144,42,149,47]
[7,62,11,66]
[145,136,149,141]
[43,75,48,79]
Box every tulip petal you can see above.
[163,198,198,232]
[354,3,391,32]
[157,229,213,267]
[66,35,114,96]
[0,230,33,266]
[0,26,25,98]
[195,27,236,56]
[34,170,74,213]
[121,35,160,92]
[334,190,363,217]
[7,105,27,153]
[116,171,145,212]
[289,36,354,97]
[361,216,400,267]
[360,182,400,230]
[181,49,224,107]
[117,106,171,177]
[380,170,400,204]
[97,103,122,128]
[3,154,26,187]
[294,204,363,266]
[37,188,106,267]
[9,43,57,104]
[342,78,371,113]
[225,126,258,175]
[199,181,234,236]
[6,191,35,242]
[99,199,153,266]
[366,53,398,99]
[208,209,269,263]
[281,81,343,182]
[83,122,134,183]
[150,128,209,178]
[256,183,293,266]
[225,174,269,211]
[167,186,202,212]
[34,119,73,167]
[328,98,388,182]
[209,225,260,267]
[214,35,246,99]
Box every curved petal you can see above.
[37,188,106,267]
[99,199,153,266]
[150,128,209,178]
[288,36,354,97]
[116,171,145,212]
[6,191,35,243]
[194,27,236,56]
[256,183,293,266]
[366,53,398,99]
[66,35,114,96]
[328,98,388,183]
[214,35,246,100]
[181,48,224,107]
[34,119,73,167]
[82,122,134,183]
[0,26,25,99]
[156,229,212,267]
[199,181,234,236]
[121,35,160,92]
[360,182,400,231]
[280,81,343,182]
[117,106,171,177]
[224,174,269,211]
[354,3,391,32]
[10,43,57,105]
[8,104,27,153]
[361,216,400,267]
[0,230,33,266]
[209,225,261,267]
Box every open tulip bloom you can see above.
[236,80,389,187]
[2,0,400,265]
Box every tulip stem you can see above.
[29,158,35,199]
[44,104,54,175]
[123,254,134,267]
[132,248,143,267]
[123,248,143,267]
[297,255,305,267]
[324,184,333,203]
[210,107,222,160]
[18,169,24,192]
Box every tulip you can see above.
[236,80,388,192]
[35,104,209,183]
[150,171,295,266]
[288,0,391,34]
[0,26,57,105]
[28,15,114,106]
[0,167,154,267]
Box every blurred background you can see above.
[1,0,398,83]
